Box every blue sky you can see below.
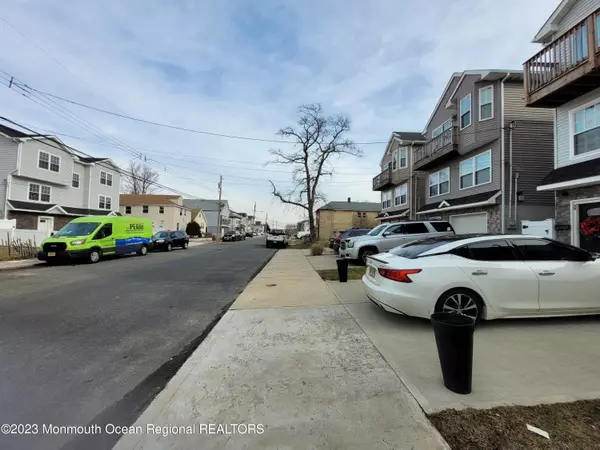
[0,0,560,224]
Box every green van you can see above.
[38,216,153,264]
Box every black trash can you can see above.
[430,312,475,395]
[336,258,349,282]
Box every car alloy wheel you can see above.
[167,243,172,252]
[442,292,479,320]
[361,250,374,264]
[139,245,148,256]
[89,250,101,263]
[183,242,188,249]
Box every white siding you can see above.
[552,0,600,39]
[556,87,600,168]
[88,162,120,212]
[18,138,73,186]
[0,135,18,217]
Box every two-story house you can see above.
[0,124,120,232]
[182,199,230,236]
[524,0,600,253]
[315,199,380,240]
[119,194,191,232]
[413,69,555,234]
[372,131,427,223]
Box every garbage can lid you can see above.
[430,312,475,327]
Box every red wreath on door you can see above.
[580,217,600,237]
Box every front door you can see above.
[92,223,115,255]
[38,216,54,234]
[578,202,600,253]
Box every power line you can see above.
[0,117,205,199]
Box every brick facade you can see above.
[418,205,501,233]
[554,185,600,244]
[8,212,75,231]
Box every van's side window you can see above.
[93,223,113,240]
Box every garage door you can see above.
[450,213,488,234]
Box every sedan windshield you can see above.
[367,224,387,236]
[153,232,170,238]
[54,222,101,237]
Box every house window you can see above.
[381,190,392,209]
[28,183,51,202]
[159,206,164,214]
[460,94,472,129]
[399,147,408,168]
[143,205,149,213]
[394,184,408,206]
[38,151,49,170]
[100,171,113,186]
[573,101,600,156]
[180,209,183,216]
[429,168,450,197]
[460,150,492,189]
[392,150,398,170]
[99,195,112,210]
[50,155,60,172]
[72,173,80,188]
[479,86,493,121]
[125,206,131,214]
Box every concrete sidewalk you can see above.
[0,258,43,271]
[113,250,448,450]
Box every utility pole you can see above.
[253,202,257,232]
[217,175,223,242]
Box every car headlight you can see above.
[70,239,87,246]
[347,241,354,248]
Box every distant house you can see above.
[183,199,230,236]
[0,123,120,234]
[119,194,190,232]
[316,198,380,240]
[190,208,207,235]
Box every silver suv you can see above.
[340,221,455,264]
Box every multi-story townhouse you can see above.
[413,69,555,234]
[372,131,427,222]
[182,199,230,236]
[0,123,120,233]
[524,0,600,253]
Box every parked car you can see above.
[334,228,371,253]
[245,231,254,238]
[38,216,152,264]
[363,234,600,323]
[341,221,455,264]
[152,230,189,251]
[223,231,238,242]
[266,229,288,248]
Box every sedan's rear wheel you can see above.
[435,288,484,323]
[358,247,377,265]
[166,243,172,252]
[183,241,189,249]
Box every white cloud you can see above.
[0,0,560,224]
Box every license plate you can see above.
[368,266,376,278]
[47,252,56,257]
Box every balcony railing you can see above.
[372,167,393,191]
[524,8,600,107]
[413,126,458,170]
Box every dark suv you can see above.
[334,228,371,253]
[152,230,189,251]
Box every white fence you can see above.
[0,219,50,247]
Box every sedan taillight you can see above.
[378,268,422,283]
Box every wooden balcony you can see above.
[372,167,393,191]
[524,8,600,108]
[413,127,459,171]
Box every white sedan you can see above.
[362,234,600,323]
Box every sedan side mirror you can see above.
[50,232,54,237]
[382,232,390,237]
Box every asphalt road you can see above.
[0,238,275,450]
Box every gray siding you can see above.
[88,162,121,211]
[427,76,460,136]
[425,140,501,203]
[552,0,600,39]
[556,87,600,168]
[0,135,18,217]
[504,82,553,122]
[19,138,74,186]
[10,175,86,207]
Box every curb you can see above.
[0,260,45,272]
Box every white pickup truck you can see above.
[266,229,289,248]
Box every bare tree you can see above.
[269,104,362,241]
[123,161,159,194]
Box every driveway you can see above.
[0,238,274,450]
[327,281,600,413]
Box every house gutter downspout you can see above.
[409,143,414,220]
[500,72,511,234]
